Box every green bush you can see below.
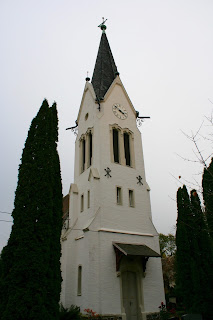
[59,304,82,320]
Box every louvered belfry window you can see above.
[82,139,86,172]
[124,132,131,166]
[89,132,92,166]
[113,128,119,163]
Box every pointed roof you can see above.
[91,31,118,100]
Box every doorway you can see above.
[122,271,139,320]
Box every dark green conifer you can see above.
[176,186,193,311]
[202,158,213,239]
[190,189,213,319]
[0,100,62,320]
[176,185,213,319]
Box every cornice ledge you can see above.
[98,228,154,237]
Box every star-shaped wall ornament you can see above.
[136,175,143,185]
[104,167,112,178]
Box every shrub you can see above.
[59,304,81,320]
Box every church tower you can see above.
[61,23,165,320]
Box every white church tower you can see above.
[61,22,165,320]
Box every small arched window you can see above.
[87,190,90,208]
[80,194,84,212]
[77,265,82,296]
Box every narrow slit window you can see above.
[77,265,82,296]
[116,187,122,205]
[129,190,134,207]
[82,139,86,172]
[113,129,119,163]
[124,132,131,166]
[89,132,92,166]
[81,194,84,212]
[87,190,90,209]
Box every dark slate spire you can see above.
[91,31,119,100]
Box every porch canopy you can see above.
[113,242,160,272]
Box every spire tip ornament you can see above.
[86,71,90,82]
[98,17,107,32]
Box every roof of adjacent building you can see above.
[91,31,118,100]
[113,242,160,257]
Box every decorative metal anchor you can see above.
[104,167,112,178]
[136,175,143,186]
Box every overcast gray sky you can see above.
[1,0,213,251]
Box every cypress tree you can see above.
[189,190,202,313]
[0,100,63,320]
[202,158,213,239]
[190,190,213,319]
[176,186,193,311]
[176,185,213,319]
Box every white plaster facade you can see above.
[61,41,165,320]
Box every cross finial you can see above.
[98,17,107,32]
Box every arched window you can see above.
[82,138,86,172]
[113,128,120,163]
[110,125,135,168]
[79,128,93,174]
[88,131,93,166]
[123,132,131,166]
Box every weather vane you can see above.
[98,17,107,32]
